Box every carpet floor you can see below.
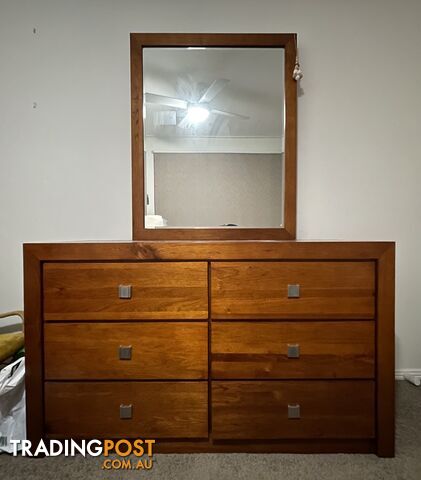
[1,381,420,480]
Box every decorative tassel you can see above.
[293,59,303,81]
[292,35,303,81]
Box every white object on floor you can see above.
[0,357,26,453]
[404,374,421,386]
[145,215,168,228]
[395,368,421,385]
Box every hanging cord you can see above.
[293,34,303,81]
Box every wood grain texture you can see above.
[23,241,395,456]
[43,262,208,320]
[212,261,375,319]
[44,322,208,380]
[212,380,375,440]
[130,33,296,241]
[141,439,376,454]
[23,249,44,445]
[283,33,297,238]
[24,241,393,262]
[41,437,375,454]
[45,381,208,439]
[131,33,298,47]
[212,321,375,379]
[376,244,395,457]
[130,34,144,241]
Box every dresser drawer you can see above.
[43,262,208,320]
[211,261,375,319]
[45,381,208,438]
[45,322,208,380]
[212,381,375,440]
[212,321,374,379]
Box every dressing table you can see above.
[24,33,395,457]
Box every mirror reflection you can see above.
[143,47,285,228]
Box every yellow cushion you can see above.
[0,332,24,362]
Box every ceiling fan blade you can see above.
[144,93,188,110]
[211,108,249,120]
[199,79,230,103]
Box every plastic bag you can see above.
[0,357,26,453]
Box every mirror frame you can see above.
[130,33,297,240]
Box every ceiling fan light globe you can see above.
[186,105,209,124]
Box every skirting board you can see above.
[395,369,421,385]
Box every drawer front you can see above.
[212,321,375,379]
[44,262,208,320]
[45,322,208,380]
[211,261,375,319]
[45,381,208,438]
[212,381,374,440]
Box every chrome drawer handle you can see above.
[287,344,300,358]
[287,284,300,298]
[119,345,132,360]
[120,404,133,419]
[288,404,301,419]
[118,285,132,299]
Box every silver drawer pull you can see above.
[119,345,132,360]
[120,404,133,419]
[118,285,132,299]
[288,404,301,419]
[287,344,300,358]
[287,284,300,298]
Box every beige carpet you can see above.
[1,381,420,479]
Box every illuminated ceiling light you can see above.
[185,105,210,124]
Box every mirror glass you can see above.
[143,47,285,229]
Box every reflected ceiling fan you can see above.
[144,78,249,128]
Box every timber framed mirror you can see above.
[131,33,297,240]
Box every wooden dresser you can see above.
[23,241,395,456]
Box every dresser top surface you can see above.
[23,240,395,261]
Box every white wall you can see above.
[1,0,420,370]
